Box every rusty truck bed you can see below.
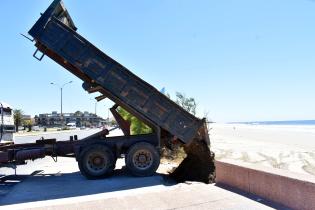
[28,0,208,145]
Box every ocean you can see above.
[233,120,315,126]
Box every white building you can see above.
[0,102,15,143]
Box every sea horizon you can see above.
[229,120,315,126]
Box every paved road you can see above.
[14,128,103,144]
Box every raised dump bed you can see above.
[2,0,215,183]
[28,0,208,146]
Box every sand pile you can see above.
[169,139,216,184]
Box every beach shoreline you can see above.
[210,123,315,176]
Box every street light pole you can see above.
[51,81,73,127]
[90,98,97,115]
[60,87,63,116]
[95,101,97,116]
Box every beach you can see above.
[210,123,315,176]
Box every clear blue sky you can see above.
[1,0,315,122]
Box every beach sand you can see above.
[210,123,315,176]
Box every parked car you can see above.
[66,122,77,130]
[32,126,40,131]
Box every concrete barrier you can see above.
[215,160,315,210]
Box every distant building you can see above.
[35,111,105,127]
[22,115,32,122]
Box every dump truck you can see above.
[0,0,215,183]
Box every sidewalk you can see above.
[0,158,286,210]
[1,181,283,210]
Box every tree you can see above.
[23,119,33,132]
[13,109,23,131]
[175,92,197,116]
[110,119,117,126]
[117,107,152,135]
[74,111,83,117]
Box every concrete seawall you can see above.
[215,160,315,210]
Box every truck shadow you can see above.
[0,168,175,206]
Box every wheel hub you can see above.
[138,154,147,162]
[93,157,102,165]
[133,150,153,170]
[87,153,107,172]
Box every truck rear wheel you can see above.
[78,144,115,179]
[125,142,160,177]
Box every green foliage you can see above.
[110,119,117,126]
[23,119,33,132]
[13,109,23,131]
[74,111,83,116]
[117,107,152,135]
[23,119,32,126]
[175,92,197,116]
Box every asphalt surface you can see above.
[14,128,103,144]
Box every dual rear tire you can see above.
[78,142,160,179]
[78,144,116,179]
[125,142,160,177]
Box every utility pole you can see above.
[51,81,73,127]
[90,98,97,116]
[95,101,97,116]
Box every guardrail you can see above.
[215,160,315,210]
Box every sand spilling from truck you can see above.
[169,139,216,184]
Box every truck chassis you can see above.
[0,127,160,179]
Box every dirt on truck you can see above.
[0,0,215,184]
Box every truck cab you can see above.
[0,102,15,143]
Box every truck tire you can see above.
[78,144,115,179]
[125,142,160,177]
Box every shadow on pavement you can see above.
[215,183,291,210]
[0,168,175,206]
[0,175,26,197]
